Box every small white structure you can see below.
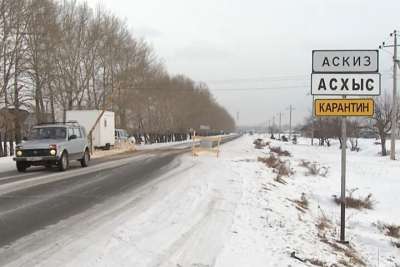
[66,110,115,149]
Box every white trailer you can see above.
[66,110,115,149]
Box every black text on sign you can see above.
[311,73,381,96]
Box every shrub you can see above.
[258,153,280,168]
[275,160,293,178]
[320,239,366,266]
[270,146,291,156]
[258,153,293,182]
[299,160,329,177]
[384,224,400,239]
[375,222,400,239]
[253,138,269,149]
[333,189,374,210]
[316,214,332,232]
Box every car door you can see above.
[74,127,86,157]
[67,127,80,159]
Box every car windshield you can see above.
[30,127,67,140]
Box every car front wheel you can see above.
[58,152,69,171]
[16,162,28,172]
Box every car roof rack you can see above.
[35,121,80,127]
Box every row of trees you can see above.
[301,94,400,156]
[0,0,235,149]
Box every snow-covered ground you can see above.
[135,139,193,150]
[216,136,400,266]
[3,135,400,266]
[0,156,14,173]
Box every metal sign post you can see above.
[340,95,347,242]
[311,50,381,243]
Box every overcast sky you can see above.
[83,0,399,126]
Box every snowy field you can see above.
[2,135,400,266]
[215,135,400,267]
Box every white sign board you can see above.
[311,73,381,96]
[312,50,378,73]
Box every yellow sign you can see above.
[314,98,374,117]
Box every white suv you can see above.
[13,122,90,172]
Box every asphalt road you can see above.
[0,148,185,249]
[0,135,239,265]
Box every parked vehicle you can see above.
[66,110,115,150]
[115,129,129,144]
[128,135,136,145]
[13,122,90,172]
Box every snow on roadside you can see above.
[217,135,400,267]
[134,134,237,151]
[135,139,193,150]
[91,143,136,158]
[0,156,14,173]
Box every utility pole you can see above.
[381,30,399,160]
[278,112,282,139]
[391,31,398,160]
[287,105,294,141]
[272,115,275,137]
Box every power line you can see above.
[115,84,309,92]
[211,85,309,91]
[204,75,308,83]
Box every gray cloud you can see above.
[173,41,232,61]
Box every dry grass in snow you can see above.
[257,153,293,183]
[332,188,374,210]
[299,159,329,177]
[288,193,309,213]
[375,221,400,250]
[253,138,270,149]
[269,146,291,157]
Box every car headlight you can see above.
[50,149,57,156]
[16,150,23,157]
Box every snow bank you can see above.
[135,139,193,150]
[0,156,14,173]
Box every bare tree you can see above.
[0,0,236,153]
[372,94,400,156]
